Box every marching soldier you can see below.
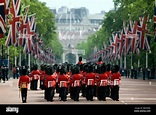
[97,63,108,101]
[111,65,121,101]
[85,64,96,101]
[97,57,103,65]
[77,56,83,65]
[39,64,46,90]
[69,65,75,100]
[29,64,41,90]
[70,66,82,101]
[105,64,112,97]
[44,65,56,102]
[58,65,69,101]
[81,64,88,97]
[18,66,30,103]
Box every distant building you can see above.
[53,6,105,49]
[71,7,89,19]
[58,6,69,14]
[50,8,57,15]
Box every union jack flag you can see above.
[112,32,119,60]
[5,0,21,46]
[123,22,132,56]
[137,16,148,49]
[4,0,10,22]
[15,5,29,47]
[118,28,125,57]
[129,20,139,54]
[143,35,151,51]
[23,14,35,53]
[0,0,6,38]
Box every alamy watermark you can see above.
[6,106,19,113]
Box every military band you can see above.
[16,56,122,103]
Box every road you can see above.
[0,77,156,114]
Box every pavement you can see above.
[0,76,156,114]
[0,76,156,104]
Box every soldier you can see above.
[18,66,30,103]
[97,57,103,65]
[105,64,112,97]
[70,65,82,101]
[85,64,96,101]
[44,65,56,102]
[57,65,69,101]
[81,64,88,97]
[29,64,41,90]
[77,56,83,65]
[39,64,46,90]
[111,65,121,101]
[97,63,108,101]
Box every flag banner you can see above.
[15,5,29,47]
[0,0,6,38]
[143,35,151,51]
[5,0,21,46]
[23,15,35,53]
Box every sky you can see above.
[38,0,115,14]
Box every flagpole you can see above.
[15,49,17,67]
[124,55,126,69]
[131,52,133,78]
[28,53,30,69]
[131,52,133,69]
[120,56,122,68]
[1,45,3,63]
[138,59,140,68]
[146,51,148,68]
[19,49,21,66]
[7,46,9,70]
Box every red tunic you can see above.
[97,73,108,86]
[111,72,121,86]
[58,74,69,88]
[45,75,56,88]
[29,70,41,80]
[85,72,96,86]
[18,75,30,88]
[71,74,82,87]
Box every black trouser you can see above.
[31,80,38,90]
[5,72,8,80]
[97,86,107,101]
[47,87,55,101]
[40,80,45,90]
[44,88,48,100]
[73,86,81,101]
[59,87,67,101]
[86,85,94,101]
[111,85,119,101]
[21,88,27,103]
[81,84,86,97]
[70,86,74,99]
[30,80,34,90]
[110,86,114,100]
[93,85,97,97]
[56,83,59,93]
[2,73,5,82]
[106,85,111,97]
